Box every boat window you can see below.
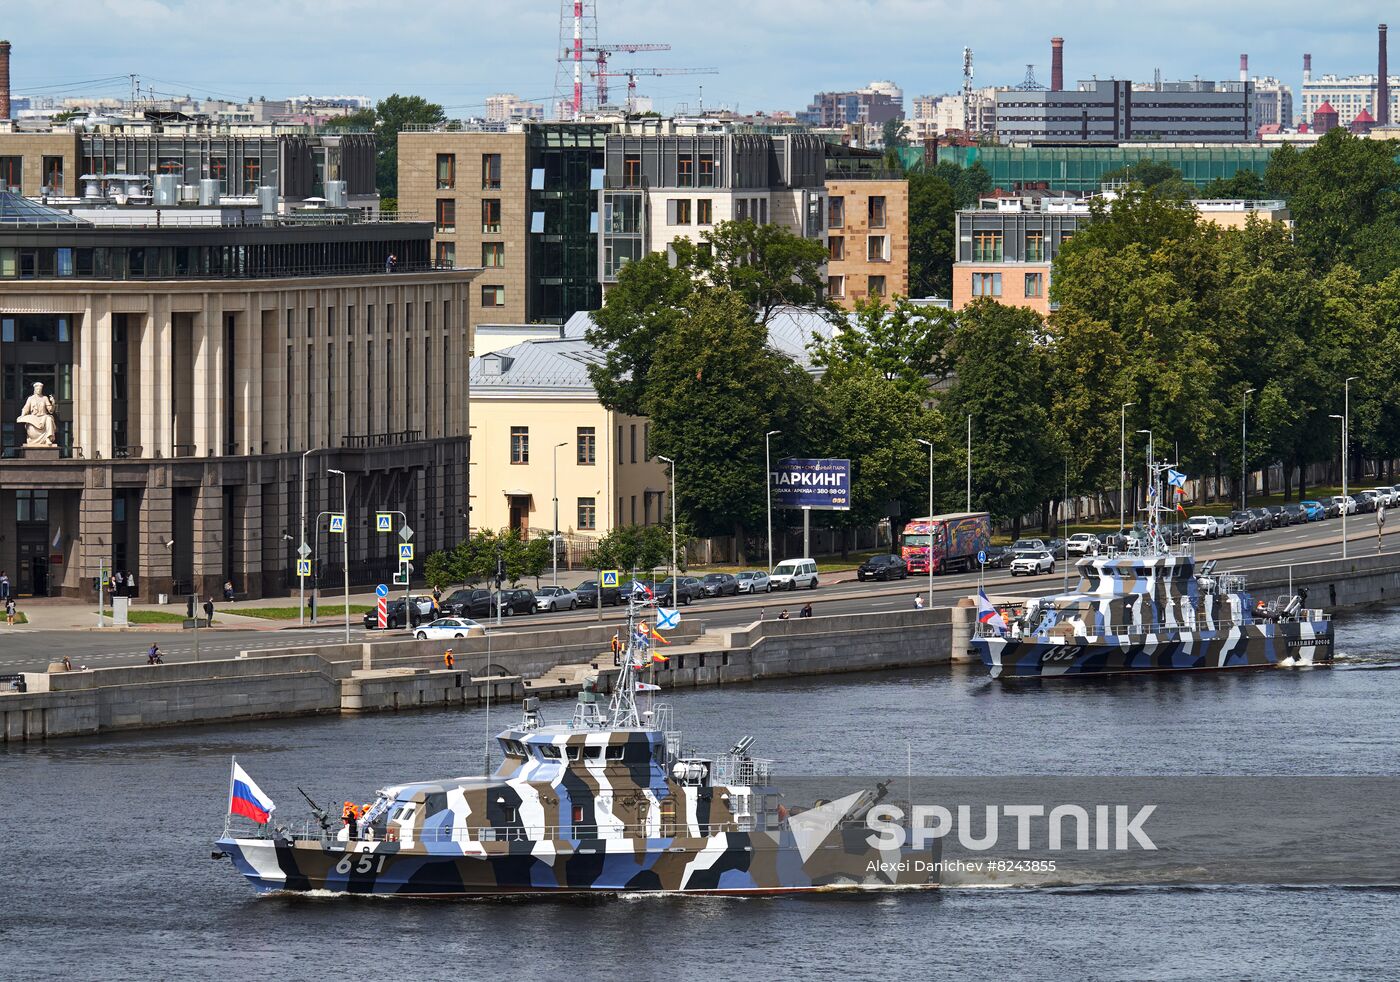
[606,745,626,761]
[538,744,562,760]
[566,745,582,760]
[583,745,603,760]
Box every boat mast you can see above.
[606,590,643,727]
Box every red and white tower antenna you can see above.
[554,0,599,118]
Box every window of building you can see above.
[867,235,889,262]
[42,156,64,193]
[623,155,642,188]
[1024,272,1044,297]
[578,497,597,530]
[482,153,501,189]
[697,198,713,224]
[630,495,637,524]
[436,153,455,190]
[1059,231,1073,248]
[869,275,886,297]
[435,198,455,232]
[482,199,501,234]
[0,157,20,193]
[481,284,505,307]
[667,199,691,225]
[678,156,693,187]
[1025,230,1045,263]
[482,242,505,267]
[735,199,749,222]
[643,422,651,460]
[827,196,844,228]
[973,231,1003,262]
[829,236,845,261]
[972,272,1002,297]
[868,195,887,228]
[828,274,845,298]
[435,241,455,267]
[510,426,529,464]
[16,489,48,523]
[698,154,715,187]
[629,423,637,463]
[577,426,596,465]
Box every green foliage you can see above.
[906,168,957,298]
[881,117,909,151]
[1099,159,1193,200]
[583,524,684,573]
[423,549,454,590]
[326,94,446,198]
[674,219,831,323]
[428,528,550,588]
[1197,169,1267,200]
[809,295,954,392]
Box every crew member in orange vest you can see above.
[443,649,455,669]
[610,632,623,665]
[342,800,358,839]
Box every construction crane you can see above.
[583,43,672,106]
[590,67,718,113]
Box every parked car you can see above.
[442,588,494,619]
[362,596,437,630]
[1278,502,1309,525]
[1355,490,1379,513]
[1300,500,1327,521]
[701,573,740,597]
[1065,533,1101,557]
[1229,510,1256,534]
[413,617,485,641]
[1248,507,1275,531]
[655,576,705,606]
[856,554,909,582]
[1186,516,1217,539]
[1327,495,1356,516]
[534,585,578,612]
[1205,516,1232,537]
[575,579,622,607]
[1010,538,1048,552]
[493,588,536,616]
[1009,549,1055,576]
[1366,487,1396,508]
[735,570,771,594]
[980,544,1013,568]
[770,558,819,590]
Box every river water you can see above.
[4,607,1400,980]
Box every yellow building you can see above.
[824,177,909,309]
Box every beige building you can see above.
[824,178,909,309]
[0,131,81,195]
[0,192,476,600]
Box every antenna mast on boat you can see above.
[606,591,644,728]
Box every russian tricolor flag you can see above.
[228,760,276,824]
[976,589,1008,634]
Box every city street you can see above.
[0,514,1386,672]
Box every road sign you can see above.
[400,523,414,541]
[329,514,345,533]
[376,596,388,629]
[392,570,409,586]
[296,559,312,578]
[297,541,311,559]
[399,543,415,561]
[376,513,393,532]
[601,569,619,588]
[977,549,987,565]
[375,583,389,598]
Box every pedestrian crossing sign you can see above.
[601,569,619,588]
[399,543,414,561]
[296,559,312,578]
[329,514,345,533]
[376,513,393,532]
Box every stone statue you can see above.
[16,382,57,447]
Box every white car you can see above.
[1368,488,1395,508]
[770,558,819,590]
[1187,516,1216,539]
[1209,516,1235,537]
[736,570,771,594]
[1331,495,1357,516]
[1009,549,1054,576]
[534,586,579,611]
[413,617,485,640]
[1065,533,1100,557]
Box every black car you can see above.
[1229,510,1257,534]
[980,545,1012,569]
[575,579,622,607]
[442,588,494,619]
[856,554,908,582]
[493,588,537,616]
[1267,504,1294,526]
[1248,507,1274,530]
[362,595,436,630]
[1279,502,1309,525]
[701,573,740,597]
[655,576,705,606]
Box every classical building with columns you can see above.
[0,192,477,600]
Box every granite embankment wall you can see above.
[0,609,951,742]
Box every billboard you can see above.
[772,458,851,511]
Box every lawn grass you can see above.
[224,604,373,620]
[100,608,187,624]
[3,612,28,625]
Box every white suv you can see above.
[770,558,819,591]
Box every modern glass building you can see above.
[936,145,1277,192]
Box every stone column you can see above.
[86,300,113,461]
[232,481,263,597]
[237,303,265,456]
[138,298,172,458]
[192,470,224,599]
[78,468,113,600]
[191,297,226,457]
[138,468,174,602]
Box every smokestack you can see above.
[0,41,11,121]
[1051,37,1064,91]
[1379,25,1390,126]
[1240,54,1248,84]
[1303,52,1312,84]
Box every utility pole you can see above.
[1120,402,1135,536]
[299,448,318,626]
[552,441,567,586]
[764,431,780,572]
[328,469,350,643]
[657,454,678,576]
[1241,388,1255,511]
[917,438,934,608]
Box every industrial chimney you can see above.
[1051,37,1064,91]
[1379,25,1390,126]
[1304,52,1312,85]
[1240,54,1248,83]
[0,41,11,121]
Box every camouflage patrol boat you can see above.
[214,603,939,897]
[972,458,1333,680]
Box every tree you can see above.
[1198,169,1267,200]
[674,220,831,323]
[326,94,445,198]
[809,295,954,392]
[906,168,958,298]
[583,524,683,573]
[881,117,909,151]
[423,549,455,590]
[1099,159,1193,200]
[643,290,818,557]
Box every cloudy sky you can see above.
[9,1,1394,114]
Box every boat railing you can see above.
[975,609,1330,639]
[714,754,774,787]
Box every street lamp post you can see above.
[965,415,972,513]
[327,468,350,643]
[1342,375,1359,559]
[552,442,567,586]
[917,438,934,608]
[657,455,677,576]
[1120,402,1135,536]
[765,430,780,571]
[1241,388,1255,511]
[1136,429,1153,532]
[299,448,318,626]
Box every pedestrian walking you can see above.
[1378,503,1387,551]
[385,253,397,274]
[203,597,215,625]
[432,585,443,606]
[0,570,10,601]
[443,649,455,669]
[5,597,15,626]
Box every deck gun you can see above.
[298,787,333,832]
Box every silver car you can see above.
[534,585,579,612]
[736,570,771,594]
